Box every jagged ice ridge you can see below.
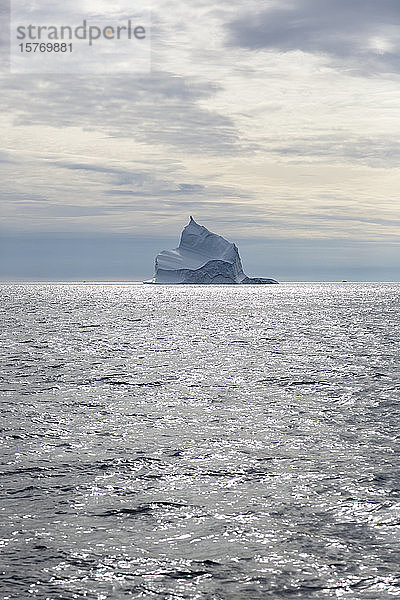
[148,217,278,284]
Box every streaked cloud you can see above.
[227,0,400,75]
[0,72,238,152]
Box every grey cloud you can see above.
[13,203,112,217]
[55,163,125,174]
[0,0,9,51]
[228,0,400,74]
[52,161,162,187]
[261,134,400,167]
[3,192,52,203]
[2,155,252,228]
[0,151,13,163]
[0,71,238,153]
[104,188,203,197]
[53,159,249,200]
[295,213,400,228]
[53,160,209,195]
[104,183,249,200]
[178,184,204,193]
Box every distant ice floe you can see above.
[146,217,278,284]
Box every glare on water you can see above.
[1,282,399,599]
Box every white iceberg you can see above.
[147,217,278,284]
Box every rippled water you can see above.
[1,282,400,599]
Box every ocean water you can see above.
[1,282,399,600]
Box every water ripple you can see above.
[1,282,399,599]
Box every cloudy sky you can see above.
[1,0,400,280]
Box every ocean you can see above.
[1,282,399,599]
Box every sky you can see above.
[1,0,400,281]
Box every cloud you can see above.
[51,158,251,199]
[260,134,400,168]
[0,151,13,163]
[52,161,170,188]
[227,0,400,74]
[2,0,400,261]
[0,72,238,153]
[0,151,255,235]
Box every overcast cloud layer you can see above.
[228,0,400,74]
[1,0,399,278]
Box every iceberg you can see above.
[148,217,278,284]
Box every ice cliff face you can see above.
[151,217,278,284]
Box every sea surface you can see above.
[1,282,399,599]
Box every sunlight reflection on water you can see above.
[1,282,399,599]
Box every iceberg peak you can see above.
[150,218,278,285]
